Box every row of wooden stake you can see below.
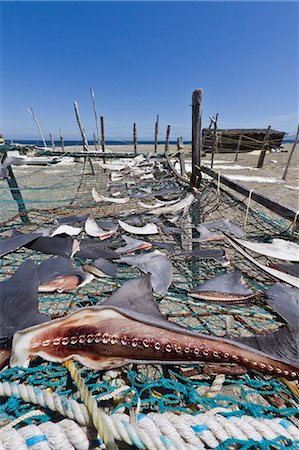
[29,89,172,155]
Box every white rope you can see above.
[1,381,299,449]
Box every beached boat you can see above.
[202,128,286,154]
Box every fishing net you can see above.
[0,152,298,449]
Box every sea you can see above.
[4,137,295,147]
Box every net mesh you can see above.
[0,153,298,448]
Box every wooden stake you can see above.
[191,89,203,186]
[100,116,105,152]
[282,124,299,180]
[73,101,89,151]
[93,132,98,151]
[133,122,137,154]
[177,137,186,176]
[234,134,242,162]
[2,152,29,223]
[257,125,271,168]
[28,107,47,148]
[49,132,55,150]
[210,114,218,169]
[154,114,159,153]
[165,125,171,153]
[59,129,65,151]
[90,88,100,146]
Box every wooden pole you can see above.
[165,125,171,153]
[59,129,65,151]
[234,134,242,162]
[100,116,105,152]
[154,114,159,153]
[73,101,89,151]
[2,152,29,223]
[49,132,55,150]
[28,107,47,148]
[191,89,203,186]
[133,122,137,154]
[282,124,299,180]
[90,88,100,146]
[257,125,271,168]
[177,137,186,176]
[210,114,218,169]
[93,132,98,151]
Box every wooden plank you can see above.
[191,89,203,186]
[257,125,271,168]
[282,124,299,180]
[49,132,55,150]
[201,165,299,224]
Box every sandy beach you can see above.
[1,142,298,224]
[52,142,298,209]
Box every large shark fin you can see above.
[103,274,166,321]
[0,261,49,339]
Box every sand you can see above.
[55,142,298,210]
[1,142,298,224]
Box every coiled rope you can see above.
[1,379,299,449]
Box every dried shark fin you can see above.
[85,216,116,240]
[0,261,49,339]
[75,240,119,260]
[0,232,42,257]
[266,283,299,327]
[195,225,225,242]
[119,250,173,296]
[26,235,74,257]
[115,236,152,254]
[189,271,255,303]
[84,258,117,278]
[203,219,244,239]
[234,238,299,262]
[238,326,299,368]
[37,257,93,292]
[103,274,166,321]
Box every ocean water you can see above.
[6,139,191,147]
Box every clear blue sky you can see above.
[0,1,298,142]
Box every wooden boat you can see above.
[202,128,286,154]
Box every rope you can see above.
[1,380,299,449]
[244,188,254,230]
[0,418,91,450]
[204,375,225,398]
[63,360,117,450]
[0,413,298,450]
